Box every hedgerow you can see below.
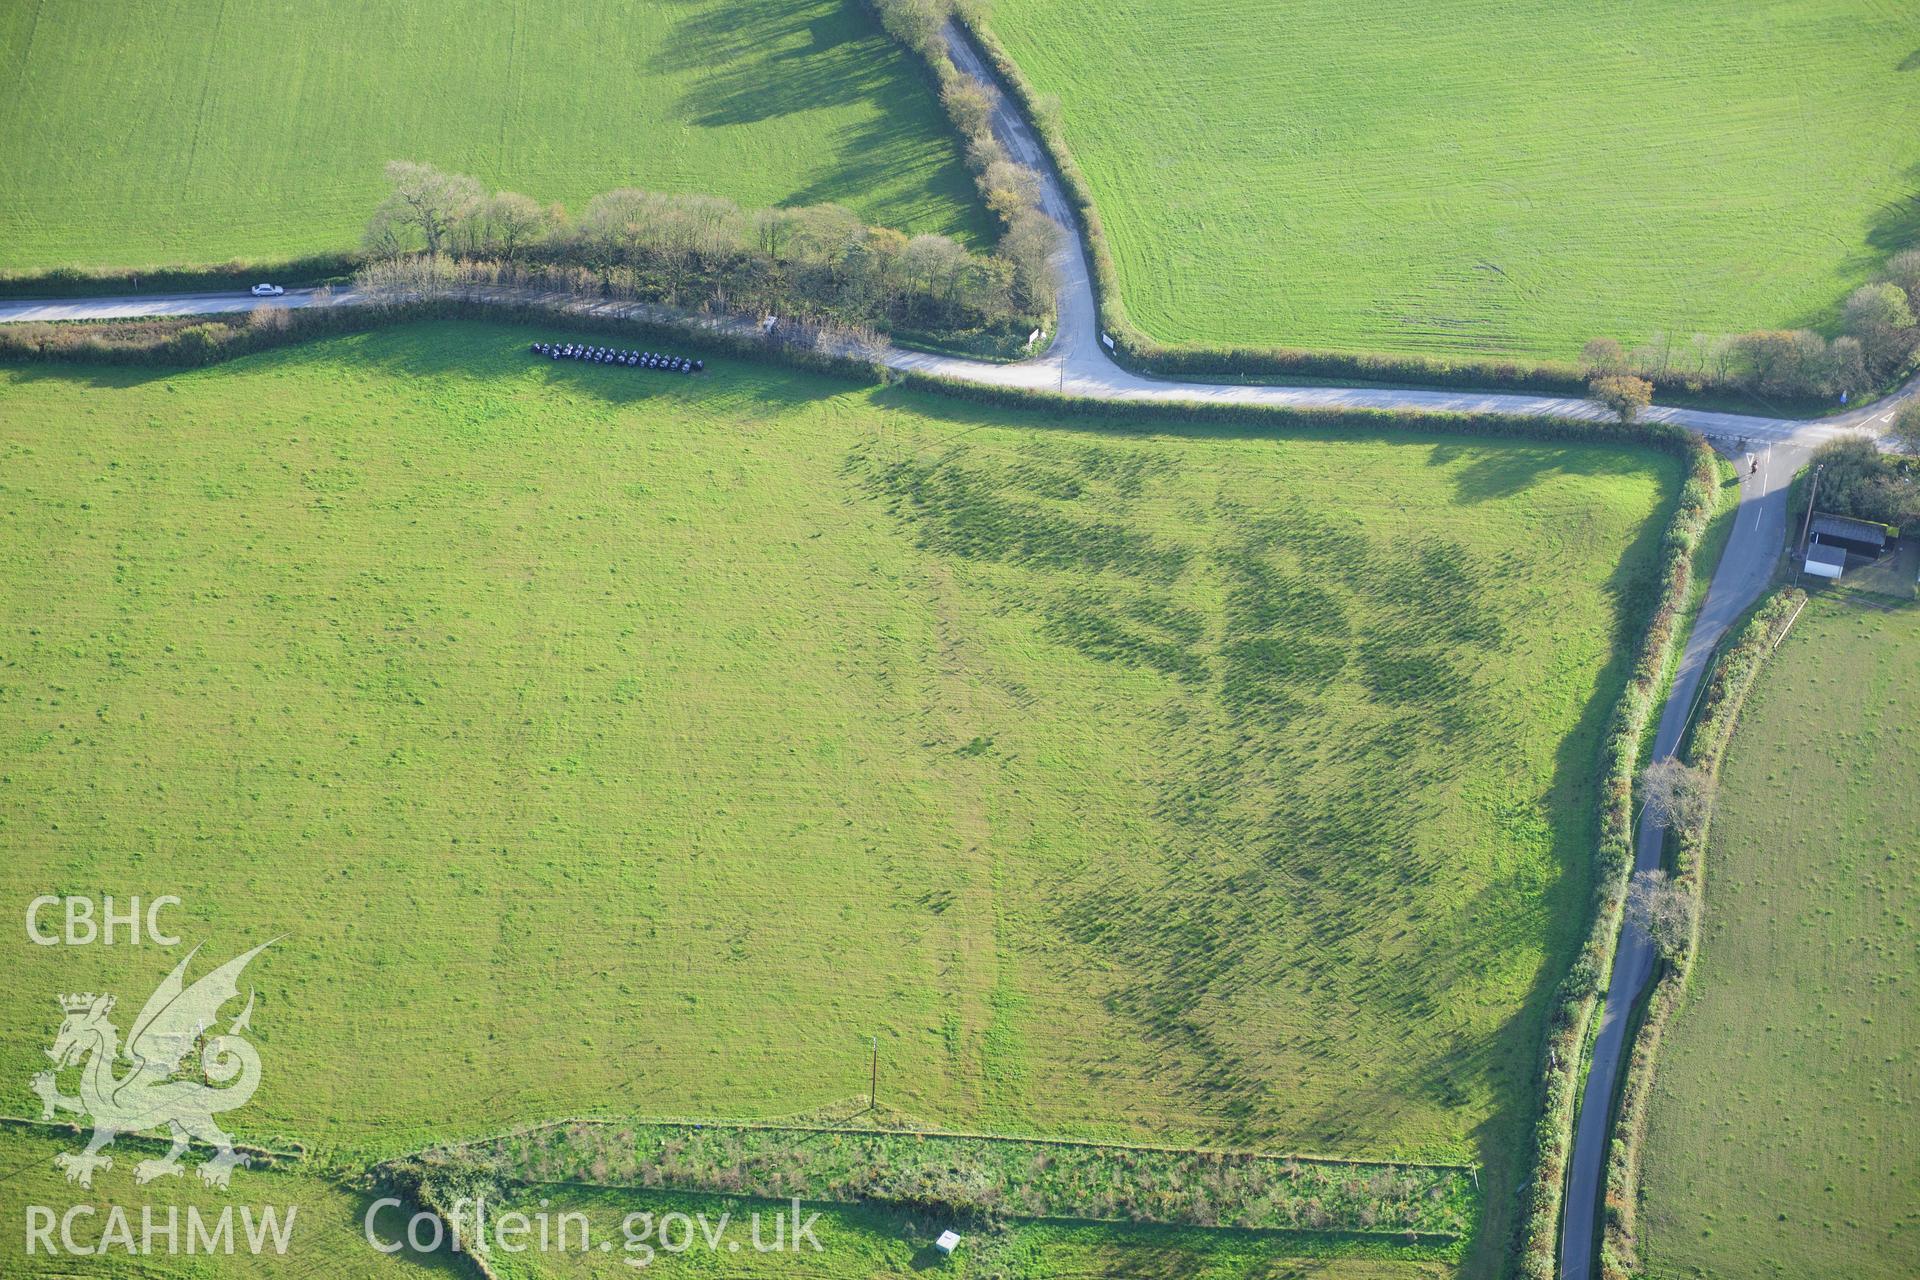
[1597,589,1805,1280]
[0,253,360,300]
[1511,433,1717,1280]
[0,292,885,384]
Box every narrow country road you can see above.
[1555,436,1800,1280]
[1,22,1911,1280]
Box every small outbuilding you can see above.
[1809,512,1890,559]
[1804,541,1847,579]
[934,1230,961,1256]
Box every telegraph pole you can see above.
[1789,462,1820,587]
[868,1036,879,1111]
[1794,463,1823,584]
[1799,465,1822,553]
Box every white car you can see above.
[250,283,285,297]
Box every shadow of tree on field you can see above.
[1866,161,1920,256]
[653,0,887,127]
[1425,438,1673,506]
[647,0,991,241]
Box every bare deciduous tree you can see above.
[1841,282,1918,375]
[1000,209,1058,314]
[1625,868,1695,959]
[901,233,965,317]
[484,192,551,262]
[362,204,411,262]
[376,161,482,258]
[981,159,1041,223]
[753,208,798,261]
[1580,337,1627,374]
[870,0,953,58]
[941,79,994,139]
[789,205,866,280]
[1880,247,1920,316]
[1640,758,1714,836]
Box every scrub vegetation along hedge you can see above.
[452,1120,1477,1241]
[1599,589,1805,1280]
[0,254,362,301]
[356,159,1049,358]
[0,293,887,384]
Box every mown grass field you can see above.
[1639,598,1920,1279]
[985,0,1920,360]
[0,323,1676,1274]
[0,0,992,271]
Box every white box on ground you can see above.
[935,1230,961,1255]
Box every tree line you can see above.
[864,0,1058,308]
[1582,250,1920,402]
[361,159,1052,352]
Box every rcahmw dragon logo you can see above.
[31,940,275,1189]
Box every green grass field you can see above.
[473,1181,1461,1279]
[0,0,992,271]
[1639,598,1920,1279]
[0,1125,459,1278]
[0,323,1677,1274]
[986,0,1920,361]
[0,1124,1452,1280]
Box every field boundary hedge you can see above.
[0,1114,306,1168]
[0,293,887,385]
[1597,588,1806,1280]
[449,1111,1480,1172]
[890,368,1700,450]
[0,254,360,301]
